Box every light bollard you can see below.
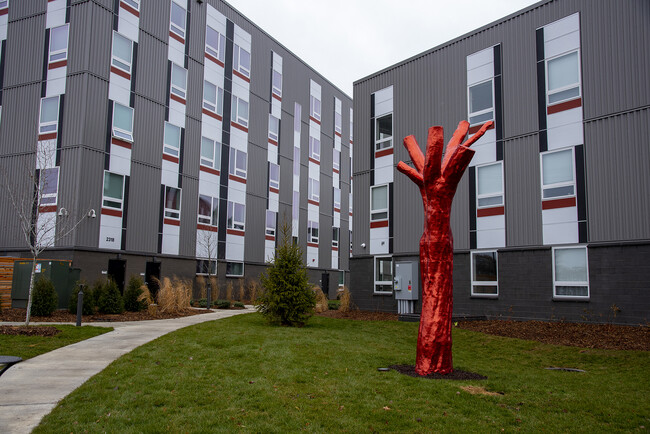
[76,284,84,327]
[206,281,211,310]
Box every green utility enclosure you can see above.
[11,260,81,309]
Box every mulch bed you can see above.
[0,307,208,325]
[0,325,61,337]
[388,364,487,380]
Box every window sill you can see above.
[552,296,590,302]
[470,294,498,299]
[373,291,393,296]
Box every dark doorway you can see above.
[107,259,126,293]
[321,273,330,299]
[145,261,161,299]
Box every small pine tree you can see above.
[257,220,315,326]
[31,276,58,317]
[97,280,124,314]
[123,275,146,312]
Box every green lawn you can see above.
[0,325,112,360]
[36,314,648,433]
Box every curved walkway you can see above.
[0,308,252,434]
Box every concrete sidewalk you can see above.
[0,308,252,434]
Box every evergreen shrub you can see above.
[31,277,58,317]
[124,275,146,312]
[97,280,124,314]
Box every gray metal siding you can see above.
[0,153,36,248]
[183,117,201,179]
[139,0,169,43]
[504,134,544,246]
[6,1,46,20]
[4,15,45,88]
[135,33,169,106]
[179,175,198,257]
[244,194,266,264]
[132,96,165,165]
[0,84,40,154]
[125,162,161,253]
[81,75,110,151]
[68,1,112,78]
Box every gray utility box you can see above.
[394,262,419,300]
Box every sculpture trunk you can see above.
[397,121,493,376]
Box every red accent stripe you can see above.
[227,229,245,237]
[265,235,275,241]
[39,205,57,213]
[197,224,218,233]
[477,206,505,218]
[307,242,318,248]
[547,97,582,114]
[120,1,140,17]
[308,199,319,206]
[169,31,185,45]
[309,116,321,125]
[229,174,247,184]
[269,187,279,194]
[334,208,340,213]
[110,65,131,80]
[333,168,339,174]
[164,218,180,226]
[202,108,223,121]
[349,212,353,216]
[38,133,57,141]
[48,60,67,70]
[200,165,220,176]
[162,153,179,164]
[468,122,495,135]
[205,52,224,67]
[272,93,282,101]
[268,139,278,146]
[375,148,393,158]
[335,131,342,137]
[232,69,250,83]
[170,93,186,105]
[350,140,354,145]
[101,208,122,218]
[231,122,249,133]
[111,137,132,149]
[309,157,320,165]
[332,247,339,252]
[0,9,8,16]
[370,220,389,228]
[542,196,577,210]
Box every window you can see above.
[164,186,181,220]
[547,51,581,105]
[229,149,247,179]
[471,251,498,296]
[374,256,393,293]
[112,102,134,142]
[231,96,249,127]
[310,95,321,121]
[338,270,345,287]
[39,167,59,206]
[468,79,494,125]
[122,0,139,11]
[227,201,245,230]
[308,220,319,244]
[553,246,589,298]
[163,122,181,157]
[268,162,280,190]
[272,70,282,97]
[333,187,341,210]
[205,25,225,64]
[375,114,392,151]
[196,259,216,275]
[293,147,300,176]
[111,32,133,74]
[102,171,124,210]
[39,96,60,134]
[268,115,279,142]
[169,1,186,39]
[335,111,342,134]
[197,194,218,226]
[49,25,69,63]
[170,63,187,100]
[333,149,340,172]
[308,177,319,202]
[0,1,7,10]
[200,137,220,169]
[541,149,575,199]
[203,80,224,115]
[226,261,244,277]
[370,184,388,221]
[309,136,320,161]
[332,227,339,248]
[233,44,250,78]
[476,162,503,208]
[265,210,276,237]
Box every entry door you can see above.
[107,259,127,293]
[145,262,161,298]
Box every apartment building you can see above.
[0,0,352,296]
[351,0,649,324]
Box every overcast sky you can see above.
[225,0,541,96]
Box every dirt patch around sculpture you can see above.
[388,364,487,380]
[0,325,61,337]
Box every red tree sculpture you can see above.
[396,120,493,375]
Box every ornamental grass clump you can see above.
[338,286,354,313]
[313,286,329,313]
[156,276,192,314]
[257,221,315,326]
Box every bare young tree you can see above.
[1,147,91,325]
[195,227,219,303]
